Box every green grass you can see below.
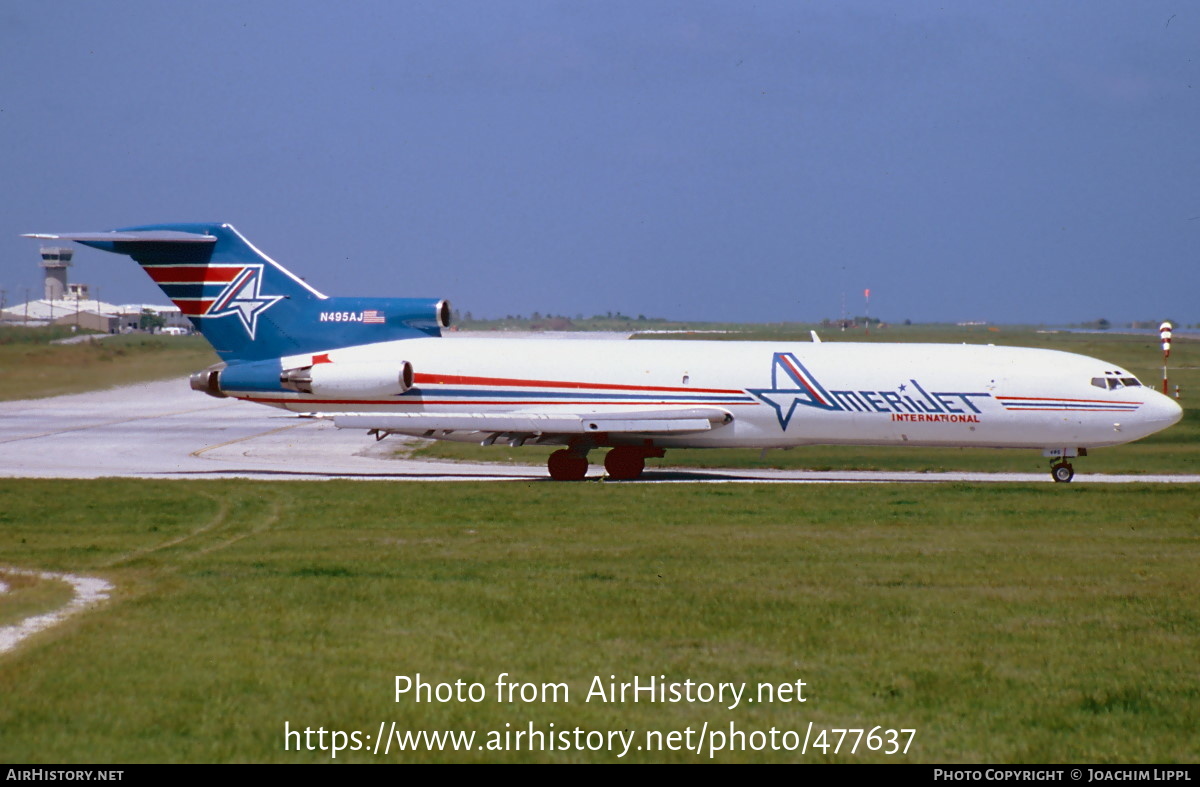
[0,325,102,344]
[0,330,217,401]
[0,572,75,627]
[0,324,1195,761]
[1,480,1197,762]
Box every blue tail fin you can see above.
[24,223,448,361]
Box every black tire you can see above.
[1051,462,1074,483]
[604,447,646,480]
[548,450,588,481]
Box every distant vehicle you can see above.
[160,326,188,336]
[25,223,1183,482]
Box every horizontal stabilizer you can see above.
[335,408,732,436]
[23,231,216,243]
[21,222,448,362]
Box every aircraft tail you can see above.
[23,223,448,361]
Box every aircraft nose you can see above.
[1146,391,1183,430]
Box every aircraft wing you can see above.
[334,408,732,439]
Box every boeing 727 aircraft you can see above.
[24,223,1183,481]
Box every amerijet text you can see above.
[394,673,807,711]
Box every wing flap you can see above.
[334,408,732,436]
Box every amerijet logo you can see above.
[747,353,842,430]
[748,352,993,431]
[205,265,283,339]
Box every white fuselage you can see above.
[230,337,1183,451]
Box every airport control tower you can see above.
[39,246,73,301]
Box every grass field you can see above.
[0,324,1196,762]
[0,328,218,401]
[1,480,1197,762]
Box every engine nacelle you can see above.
[189,364,228,399]
[280,361,414,397]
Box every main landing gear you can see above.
[604,446,665,480]
[546,446,666,481]
[547,449,589,481]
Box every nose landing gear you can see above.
[1045,447,1085,483]
[1050,461,1075,483]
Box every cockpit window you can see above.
[1092,373,1142,390]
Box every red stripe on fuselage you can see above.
[1002,406,1137,412]
[998,396,1140,405]
[411,372,741,395]
[243,396,757,407]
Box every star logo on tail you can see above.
[747,352,842,430]
[205,265,283,339]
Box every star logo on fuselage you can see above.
[204,265,282,339]
[747,352,841,430]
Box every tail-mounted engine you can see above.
[189,363,227,399]
[190,360,416,399]
[280,361,414,397]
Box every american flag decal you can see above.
[363,310,385,324]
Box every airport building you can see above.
[0,246,188,333]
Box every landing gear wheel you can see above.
[604,447,647,480]
[1051,461,1075,483]
[548,450,588,481]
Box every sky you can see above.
[0,1,1196,326]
